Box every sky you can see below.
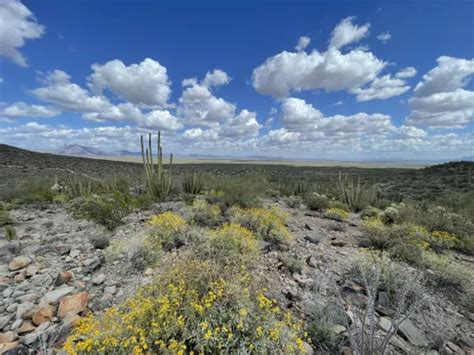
[0,0,473,160]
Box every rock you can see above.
[389,335,411,353]
[25,264,39,278]
[32,304,56,326]
[17,293,40,303]
[377,291,389,308]
[306,256,318,268]
[304,235,320,244]
[3,288,13,298]
[82,256,102,271]
[330,240,346,247]
[54,271,73,286]
[69,250,81,258]
[341,285,368,307]
[13,273,25,283]
[331,325,347,335]
[378,316,393,332]
[17,321,35,334]
[58,292,89,318]
[55,244,71,255]
[16,302,35,320]
[62,313,81,328]
[104,286,116,295]
[301,341,314,354]
[0,331,18,343]
[42,221,53,228]
[23,331,41,346]
[0,277,10,291]
[340,346,352,355]
[92,273,106,285]
[0,342,20,354]
[10,319,22,330]
[41,286,74,304]
[7,241,21,255]
[446,341,464,354]
[144,268,154,276]
[284,286,301,301]
[398,319,429,347]
[292,272,313,287]
[89,235,110,250]
[0,315,12,330]
[304,223,313,231]
[8,256,31,271]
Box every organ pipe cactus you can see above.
[140,131,173,200]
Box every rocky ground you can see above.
[0,200,473,354]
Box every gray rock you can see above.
[378,316,393,332]
[92,273,106,285]
[3,287,14,298]
[304,235,320,244]
[0,314,12,330]
[41,286,74,304]
[292,272,313,287]
[10,318,23,330]
[306,256,318,268]
[69,249,81,258]
[17,293,40,303]
[89,235,110,250]
[398,319,429,347]
[16,302,35,320]
[104,286,116,295]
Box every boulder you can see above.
[54,271,73,287]
[32,304,56,326]
[41,286,74,304]
[16,302,35,320]
[8,256,31,271]
[89,235,110,250]
[25,264,39,277]
[0,331,18,343]
[0,315,12,330]
[0,342,19,354]
[92,273,106,285]
[304,235,320,244]
[398,319,429,347]
[17,321,35,334]
[58,292,89,318]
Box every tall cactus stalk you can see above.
[140,131,173,200]
[337,172,368,212]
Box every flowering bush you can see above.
[228,207,292,245]
[63,258,308,354]
[323,207,349,222]
[148,211,187,250]
[429,230,459,253]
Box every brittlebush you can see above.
[63,258,308,354]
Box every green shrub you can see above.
[284,196,302,209]
[0,203,12,226]
[307,302,345,352]
[278,179,309,197]
[4,225,17,241]
[278,254,304,274]
[185,199,222,227]
[329,200,349,211]
[4,177,57,204]
[71,192,131,231]
[211,176,264,208]
[303,193,329,211]
[323,208,349,222]
[360,206,381,219]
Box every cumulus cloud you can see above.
[0,0,45,66]
[376,32,391,44]
[88,58,172,107]
[407,56,474,128]
[31,69,181,130]
[395,67,417,79]
[1,101,60,118]
[295,36,311,51]
[252,47,386,97]
[177,70,260,138]
[329,17,370,49]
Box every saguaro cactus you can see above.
[140,131,173,200]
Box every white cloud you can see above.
[295,36,311,52]
[88,58,172,107]
[407,56,474,128]
[1,101,60,118]
[202,69,231,88]
[376,32,391,44]
[0,0,45,66]
[182,128,218,141]
[139,110,182,130]
[219,109,261,138]
[329,17,370,49]
[252,47,386,97]
[395,66,417,79]
[281,97,323,130]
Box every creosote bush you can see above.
[303,193,329,211]
[228,207,292,245]
[4,225,17,241]
[63,253,308,354]
[0,203,12,226]
[71,192,131,231]
[210,176,265,208]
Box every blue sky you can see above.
[0,0,473,160]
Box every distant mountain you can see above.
[461,156,474,161]
[57,144,107,156]
[116,150,141,156]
